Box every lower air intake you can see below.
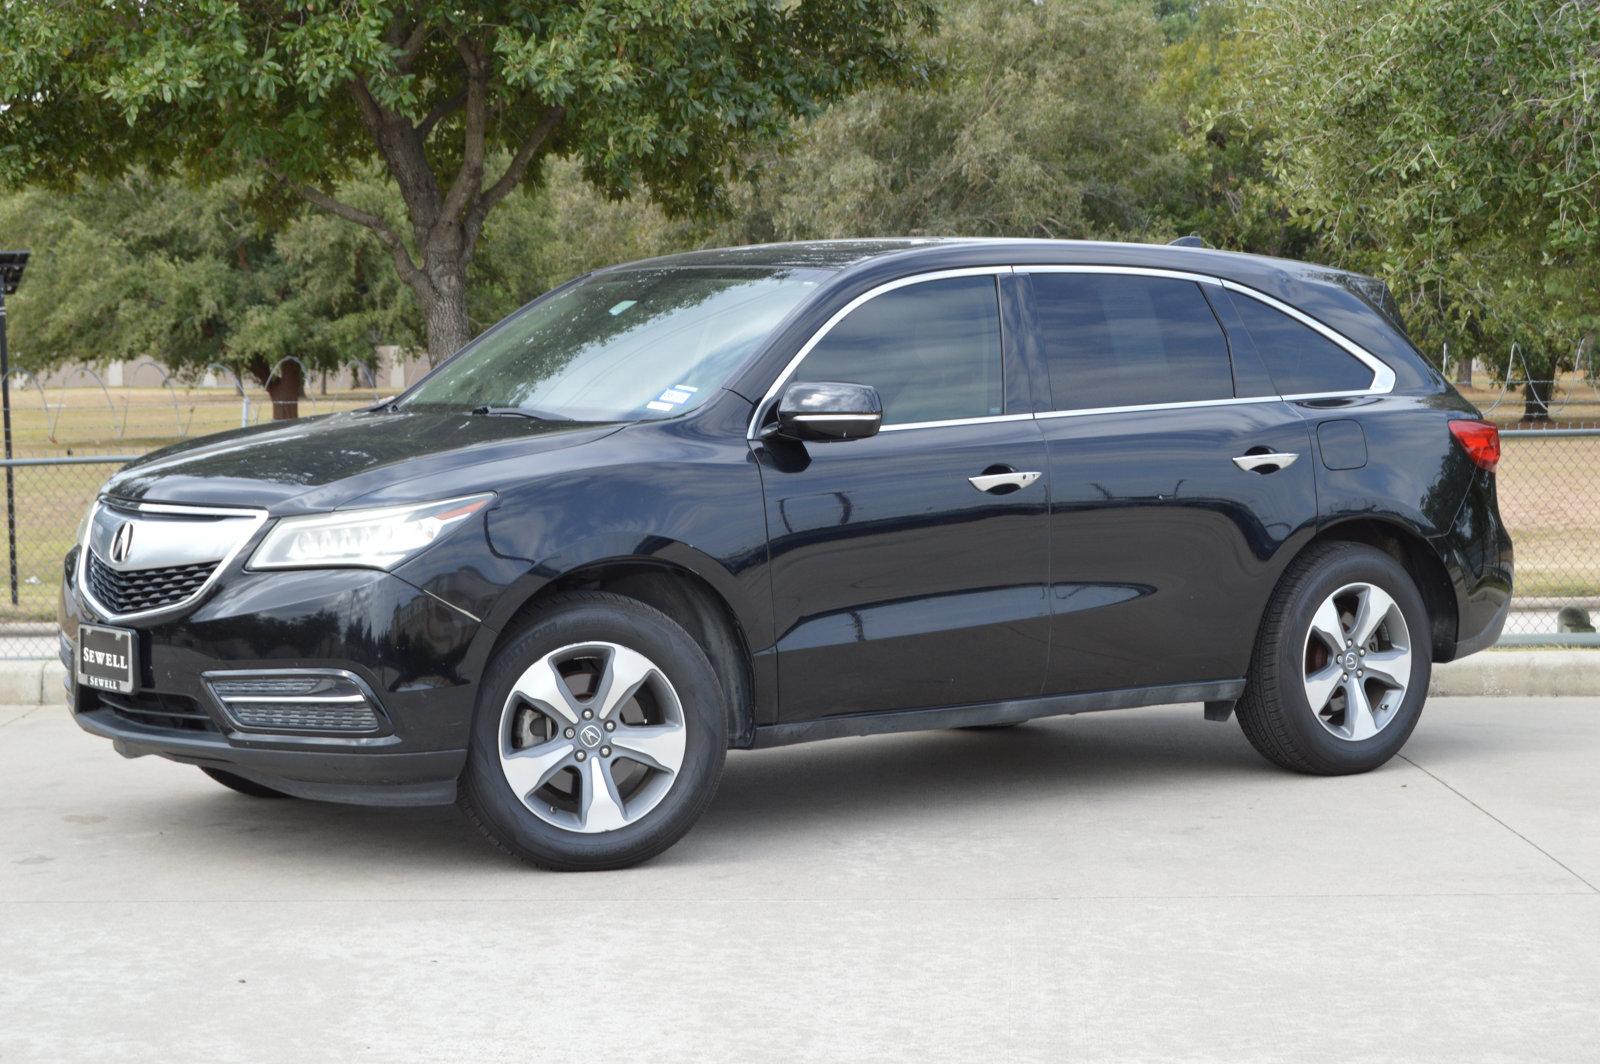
[227,701,381,733]
[206,671,386,736]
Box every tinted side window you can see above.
[796,276,1003,425]
[1030,274,1234,410]
[1226,292,1374,395]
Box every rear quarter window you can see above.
[1226,291,1375,396]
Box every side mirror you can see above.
[771,381,883,442]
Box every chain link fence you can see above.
[1497,427,1600,644]
[0,455,135,659]
[3,427,1596,659]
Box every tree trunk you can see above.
[419,263,473,363]
[266,359,304,420]
[1453,354,1472,387]
[1521,378,1554,423]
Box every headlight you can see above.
[248,494,492,571]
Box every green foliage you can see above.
[1237,0,1600,377]
[0,172,547,377]
[723,0,1184,242]
[1154,2,1316,258]
[5,0,1595,400]
[0,0,938,358]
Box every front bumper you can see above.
[60,555,490,806]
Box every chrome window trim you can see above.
[879,413,1035,433]
[1034,395,1281,421]
[746,266,1013,439]
[77,498,269,625]
[747,263,1399,439]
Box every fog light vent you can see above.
[206,672,384,735]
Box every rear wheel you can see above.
[199,766,294,799]
[460,592,726,871]
[1237,542,1431,775]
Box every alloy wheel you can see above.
[498,641,687,833]
[1301,582,1412,742]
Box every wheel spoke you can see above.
[1362,646,1411,690]
[609,722,686,775]
[1349,586,1397,648]
[500,738,573,797]
[593,645,657,720]
[578,755,628,832]
[510,658,582,724]
[1308,597,1347,652]
[1303,663,1344,712]
[1343,677,1379,741]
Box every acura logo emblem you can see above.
[109,522,134,564]
[578,724,603,749]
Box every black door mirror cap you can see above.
[772,381,884,442]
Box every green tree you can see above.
[0,172,549,415]
[0,0,935,361]
[1154,2,1315,258]
[723,0,1184,242]
[1238,0,1600,418]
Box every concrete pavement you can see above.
[2,697,1596,1062]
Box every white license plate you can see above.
[76,624,137,695]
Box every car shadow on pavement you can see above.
[99,706,1411,874]
[698,709,1267,841]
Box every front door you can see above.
[753,271,1052,721]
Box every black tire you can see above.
[459,591,727,871]
[200,766,295,799]
[1237,541,1432,775]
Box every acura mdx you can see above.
[60,239,1513,870]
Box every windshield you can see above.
[398,266,828,421]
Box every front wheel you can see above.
[1237,542,1431,775]
[459,592,727,871]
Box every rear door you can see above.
[1021,267,1318,694]
[753,270,1052,722]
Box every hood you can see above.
[103,409,623,513]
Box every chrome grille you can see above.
[87,551,217,614]
[79,498,265,620]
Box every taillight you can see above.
[1449,419,1500,472]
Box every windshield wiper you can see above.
[470,405,573,422]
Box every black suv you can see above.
[60,239,1512,870]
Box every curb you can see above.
[0,660,67,706]
[1428,650,1599,697]
[0,651,1593,707]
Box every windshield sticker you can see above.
[645,400,675,412]
[607,300,638,316]
[658,388,693,404]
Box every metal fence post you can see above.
[0,284,17,606]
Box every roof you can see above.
[611,237,1377,296]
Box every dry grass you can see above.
[1496,434,1600,600]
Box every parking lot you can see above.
[3,696,1596,1063]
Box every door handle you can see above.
[1232,452,1299,473]
[968,469,1041,494]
